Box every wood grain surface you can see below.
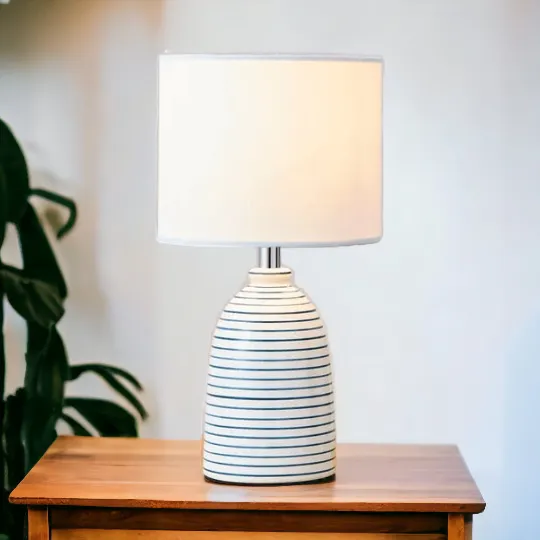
[447,514,465,540]
[52,532,446,540]
[28,507,49,540]
[465,515,473,540]
[11,437,485,513]
[50,508,448,534]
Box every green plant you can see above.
[0,120,147,540]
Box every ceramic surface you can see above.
[203,267,336,485]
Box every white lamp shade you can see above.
[157,55,383,247]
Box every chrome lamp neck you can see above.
[257,247,282,269]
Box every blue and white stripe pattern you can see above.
[203,267,336,485]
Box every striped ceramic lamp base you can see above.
[203,267,336,485]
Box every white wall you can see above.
[0,0,163,431]
[1,1,539,539]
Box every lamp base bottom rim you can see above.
[203,473,336,487]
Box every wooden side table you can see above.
[10,437,485,540]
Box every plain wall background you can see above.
[1,1,539,539]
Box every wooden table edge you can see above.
[9,496,486,514]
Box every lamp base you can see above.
[203,266,336,485]
[203,473,336,487]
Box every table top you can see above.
[10,437,485,513]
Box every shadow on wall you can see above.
[0,0,165,435]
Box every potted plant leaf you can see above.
[0,120,147,540]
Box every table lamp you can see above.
[157,54,383,486]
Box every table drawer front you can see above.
[52,532,446,540]
[50,508,448,535]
